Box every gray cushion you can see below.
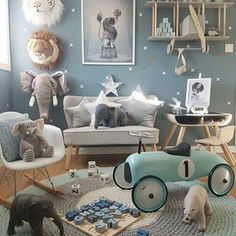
[66,97,91,127]
[117,98,163,127]
[0,113,29,162]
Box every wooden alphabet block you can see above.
[95,211,106,220]
[109,205,118,212]
[102,214,113,223]
[74,216,84,225]
[88,161,96,169]
[100,173,111,183]
[87,214,97,223]
[95,222,107,233]
[71,184,80,194]
[107,218,118,229]
[66,211,78,221]
[69,169,77,178]
[112,210,123,219]
[119,206,129,214]
[137,229,149,236]
[163,17,169,23]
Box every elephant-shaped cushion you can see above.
[7,194,64,236]
[12,119,54,162]
[20,70,69,120]
[94,104,127,129]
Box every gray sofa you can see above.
[63,96,160,170]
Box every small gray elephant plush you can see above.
[12,119,54,162]
[7,194,64,236]
[95,104,127,129]
[20,70,69,120]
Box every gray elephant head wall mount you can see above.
[20,70,69,120]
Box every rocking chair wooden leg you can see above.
[0,197,11,209]
[24,173,64,197]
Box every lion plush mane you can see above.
[28,30,62,70]
[22,0,64,27]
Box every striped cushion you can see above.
[0,113,29,162]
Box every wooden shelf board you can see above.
[148,35,230,41]
[145,1,234,9]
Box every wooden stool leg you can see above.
[65,146,73,170]
[176,126,186,146]
[203,126,214,152]
[222,144,236,166]
[221,144,235,166]
[142,144,147,152]
[162,124,177,148]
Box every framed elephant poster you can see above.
[81,0,135,65]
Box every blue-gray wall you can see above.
[7,0,236,145]
[0,70,11,112]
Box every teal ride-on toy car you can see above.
[113,132,235,213]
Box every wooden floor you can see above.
[0,152,236,201]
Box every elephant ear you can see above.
[51,71,70,95]
[20,70,37,93]
[12,121,24,136]
[35,119,44,134]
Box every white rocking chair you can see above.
[0,116,65,208]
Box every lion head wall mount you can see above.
[22,0,64,27]
[28,30,62,70]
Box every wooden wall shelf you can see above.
[145,1,234,39]
[148,36,230,41]
[145,1,234,9]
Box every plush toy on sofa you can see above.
[12,119,54,162]
[182,185,212,232]
[94,104,127,129]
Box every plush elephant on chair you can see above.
[7,194,64,236]
[12,119,54,162]
[94,104,127,129]
[20,70,69,120]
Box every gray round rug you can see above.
[1,168,236,236]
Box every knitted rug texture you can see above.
[0,167,236,236]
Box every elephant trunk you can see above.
[49,211,64,236]
[36,96,51,120]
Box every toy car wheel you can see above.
[132,175,168,212]
[113,161,133,190]
[208,163,235,196]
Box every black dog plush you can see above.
[7,194,64,236]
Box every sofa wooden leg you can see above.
[152,144,157,151]
[75,146,80,158]
[65,146,73,170]
[142,144,147,152]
